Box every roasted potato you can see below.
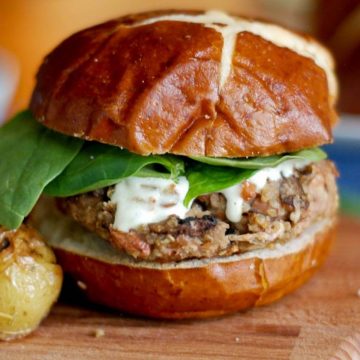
[0,225,62,341]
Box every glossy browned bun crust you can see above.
[30,10,337,157]
[54,221,335,319]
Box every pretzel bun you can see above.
[30,10,337,157]
[31,199,335,319]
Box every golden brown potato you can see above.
[0,224,63,341]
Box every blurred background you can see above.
[0,0,359,214]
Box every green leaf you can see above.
[45,143,185,197]
[184,162,255,206]
[184,148,327,206]
[0,110,327,229]
[0,111,84,229]
[190,148,327,169]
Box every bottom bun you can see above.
[31,199,336,319]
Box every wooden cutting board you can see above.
[1,216,359,360]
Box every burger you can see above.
[0,10,339,319]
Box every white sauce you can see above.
[220,159,310,222]
[110,158,310,232]
[249,158,310,190]
[132,10,336,95]
[220,184,245,223]
[111,176,189,232]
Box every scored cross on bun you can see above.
[21,10,339,319]
[30,10,337,157]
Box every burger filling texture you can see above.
[0,111,338,263]
[57,160,337,262]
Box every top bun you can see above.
[30,10,338,157]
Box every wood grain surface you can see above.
[0,216,359,360]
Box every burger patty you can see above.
[57,160,338,262]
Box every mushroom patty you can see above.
[57,160,338,262]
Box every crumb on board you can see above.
[357,289,360,297]
[77,280,87,290]
[235,336,240,343]
[91,328,105,338]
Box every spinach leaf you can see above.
[184,147,326,206]
[45,143,185,197]
[184,162,255,206]
[0,110,328,229]
[190,148,327,169]
[0,111,83,229]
